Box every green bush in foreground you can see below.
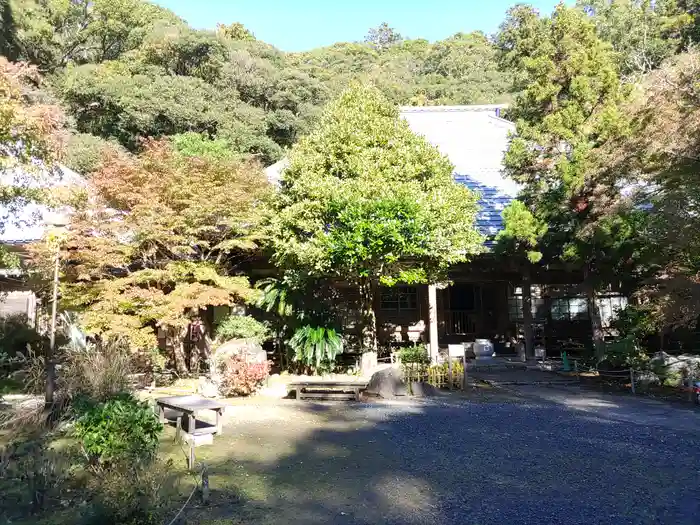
[215,315,270,344]
[73,394,162,467]
[398,344,430,365]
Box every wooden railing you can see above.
[445,310,477,335]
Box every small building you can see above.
[375,105,626,356]
[266,105,627,357]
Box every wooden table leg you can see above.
[158,404,165,423]
[189,442,195,471]
[175,415,182,442]
[216,408,223,435]
[296,387,301,400]
[188,413,195,435]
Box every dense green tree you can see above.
[267,84,483,351]
[136,24,228,83]
[497,4,631,358]
[55,61,233,149]
[290,27,512,106]
[578,0,694,77]
[216,22,256,42]
[64,132,126,175]
[420,31,512,104]
[10,0,182,71]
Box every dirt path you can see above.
[163,389,700,525]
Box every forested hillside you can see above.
[0,0,512,173]
[3,0,700,351]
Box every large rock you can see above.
[214,339,267,365]
[649,352,700,386]
[365,366,408,399]
[410,381,438,397]
[197,376,220,398]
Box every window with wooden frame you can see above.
[508,285,545,321]
[380,286,418,312]
[550,297,589,321]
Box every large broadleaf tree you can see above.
[267,83,483,351]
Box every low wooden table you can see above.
[289,381,368,401]
[155,395,227,469]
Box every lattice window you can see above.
[380,286,418,311]
[508,285,544,321]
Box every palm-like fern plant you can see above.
[256,277,298,318]
[288,325,343,373]
[255,277,343,374]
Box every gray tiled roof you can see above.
[400,105,517,238]
[264,105,518,239]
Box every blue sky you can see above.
[153,0,563,52]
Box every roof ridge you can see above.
[399,104,509,113]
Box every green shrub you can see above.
[0,438,71,517]
[215,315,269,344]
[289,325,343,373]
[73,394,162,467]
[398,344,430,365]
[611,305,656,340]
[602,337,649,369]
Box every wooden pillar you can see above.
[522,269,534,359]
[428,284,439,362]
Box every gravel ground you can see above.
[181,387,700,525]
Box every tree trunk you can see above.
[359,278,378,352]
[583,271,606,361]
[169,326,189,376]
[522,269,535,359]
[428,284,439,362]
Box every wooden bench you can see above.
[156,395,226,469]
[289,381,368,401]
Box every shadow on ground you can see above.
[171,390,700,525]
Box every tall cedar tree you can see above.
[267,83,483,351]
[497,4,630,358]
[495,200,547,357]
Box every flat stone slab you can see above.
[156,395,227,413]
